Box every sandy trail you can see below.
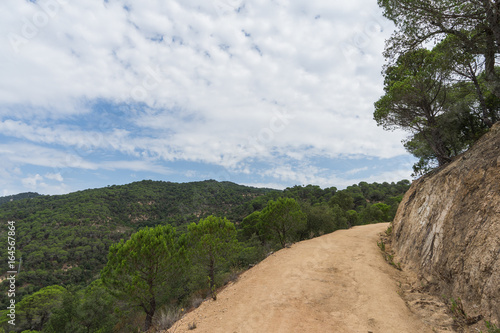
[168,223,434,333]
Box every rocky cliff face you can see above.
[392,122,500,325]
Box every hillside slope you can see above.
[0,192,40,206]
[167,223,435,333]
[0,180,276,307]
[391,122,500,325]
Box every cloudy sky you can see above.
[0,0,415,196]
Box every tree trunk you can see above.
[36,312,50,331]
[483,30,500,101]
[143,298,156,331]
[469,65,493,128]
[429,127,452,166]
[280,237,286,248]
[482,0,500,53]
[209,259,216,300]
[422,112,451,167]
[280,223,287,248]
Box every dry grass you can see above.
[151,306,183,332]
[188,321,197,330]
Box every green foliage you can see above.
[260,198,307,248]
[101,224,187,331]
[6,280,118,333]
[449,297,468,322]
[240,211,264,242]
[377,0,498,72]
[300,203,336,237]
[330,204,349,230]
[377,240,402,270]
[80,280,116,330]
[0,180,275,309]
[238,180,411,245]
[3,179,412,333]
[283,185,337,205]
[17,285,66,331]
[376,0,500,174]
[385,224,393,236]
[0,192,39,206]
[483,321,500,333]
[329,191,354,211]
[236,235,268,267]
[374,47,455,167]
[345,210,360,227]
[44,290,80,332]
[187,216,240,300]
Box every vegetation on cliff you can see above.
[375,0,500,176]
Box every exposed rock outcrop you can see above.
[392,122,500,325]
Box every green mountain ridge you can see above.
[0,192,40,206]
[0,180,277,306]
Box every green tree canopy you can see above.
[300,202,336,237]
[260,198,307,248]
[100,224,187,331]
[374,47,455,166]
[378,0,500,98]
[240,211,264,242]
[17,285,66,331]
[375,0,500,175]
[44,280,117,333]
[77,279,116,332]
[188,216,240,300]
[329,191,355,211]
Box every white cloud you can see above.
[0,142,171,176]
[0,143,96,170]
[45,172,64,182]
[240,182,287,190]
[21,174,44,189]
[0,0,414,194]
[356,168,415,186]
[99,160,172,175]
[345,167,369,176]
[21,173,69,195]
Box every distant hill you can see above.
[0,180,277,305]
[0,192,40,206]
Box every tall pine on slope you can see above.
[101,224,187,331]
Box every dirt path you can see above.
[167,223,435,333]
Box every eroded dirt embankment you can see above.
[166,223,439,333]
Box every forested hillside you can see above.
[0,179,410,332]
[0,192,40,206]
[0,180,275,303]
